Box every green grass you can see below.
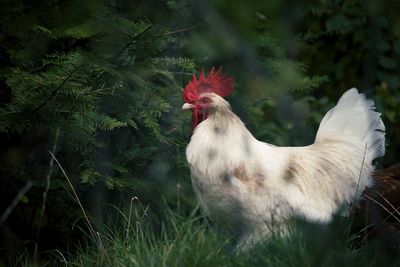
[27,205,398,267]
[67,208,231,267]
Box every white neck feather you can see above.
[186,106,257,179]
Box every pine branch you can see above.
[0,181,34,226]
[30,64,82,115]
[114,25,153,62]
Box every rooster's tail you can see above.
[315,88,385,162]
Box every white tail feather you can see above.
[315,88,385,161]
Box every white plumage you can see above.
[183,88,385,247]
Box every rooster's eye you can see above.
[199,97,211,104]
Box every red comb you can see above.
[183,67,234,103]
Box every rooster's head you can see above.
[182,67,234,128]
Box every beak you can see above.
[182,103,194,110]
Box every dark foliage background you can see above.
[0,0,399,265]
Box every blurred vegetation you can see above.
[0,0,399,265]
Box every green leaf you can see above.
[325,14,350,31]
[255,12,266,20]
[20,195,29,203]
[33,25,52,36]
[379,56,397,69]
[377,71,400,87]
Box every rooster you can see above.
[182,67,386,247]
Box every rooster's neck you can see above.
[187,108,256,178]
